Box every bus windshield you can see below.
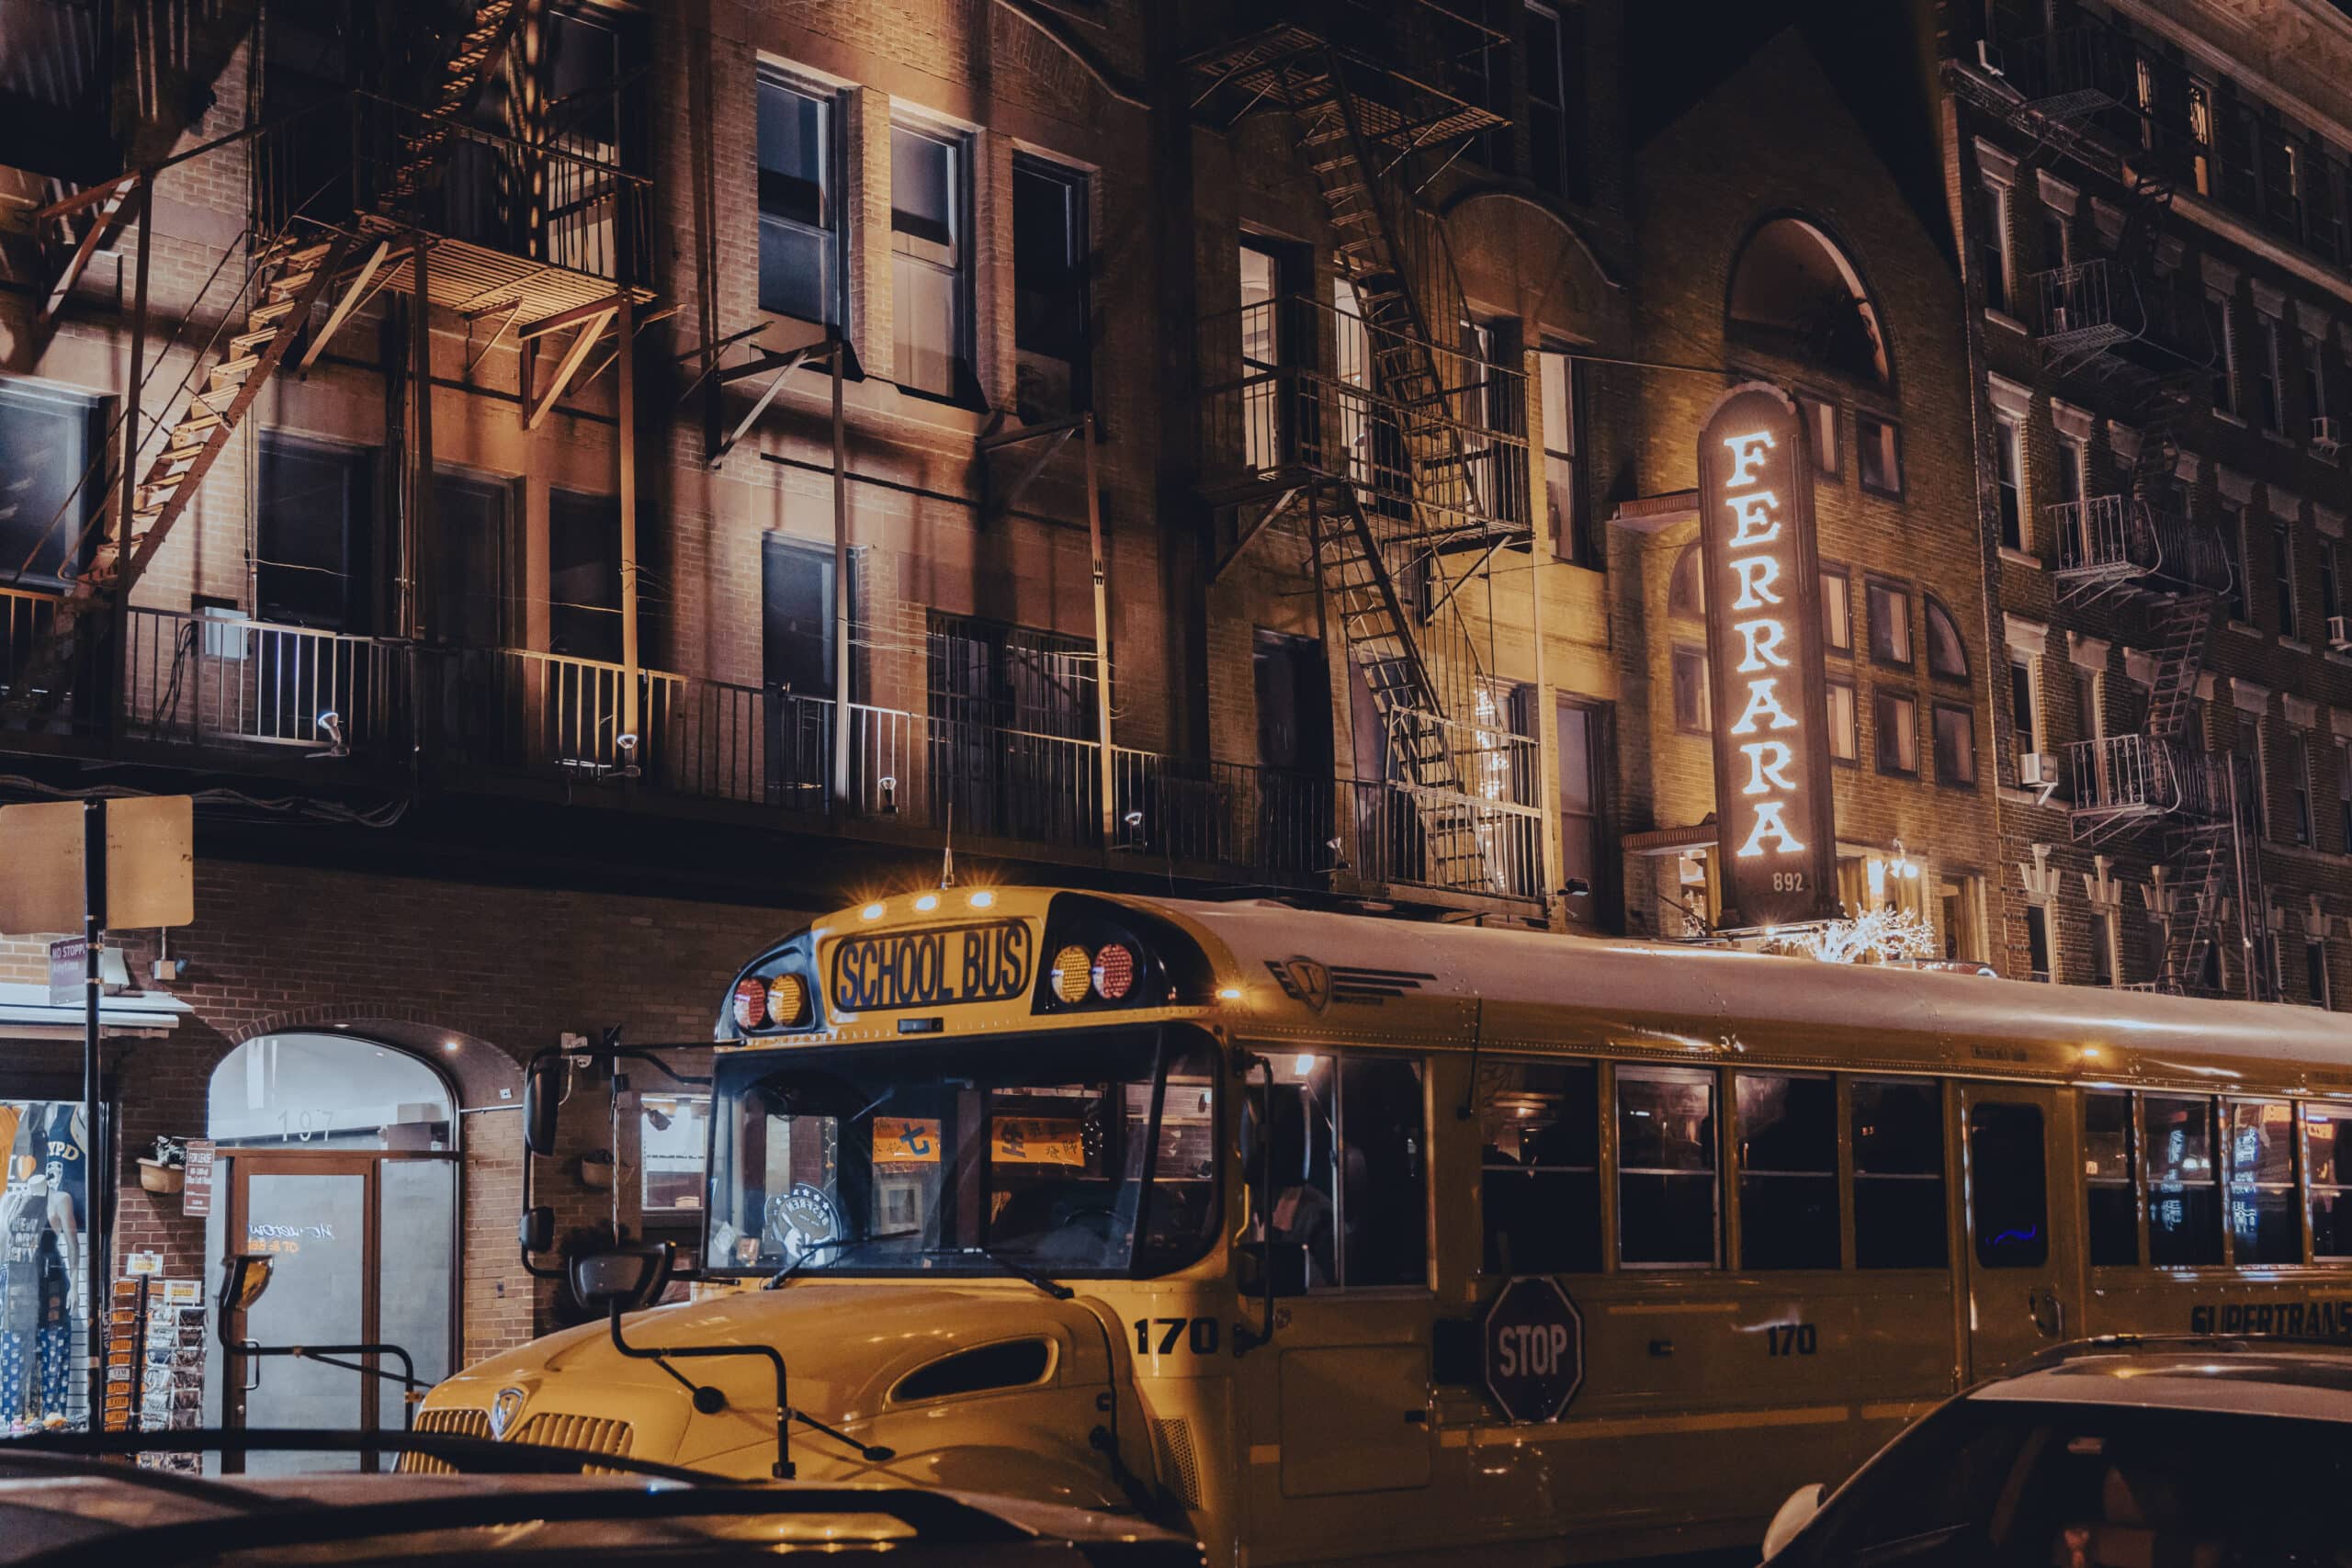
[704,1026,1219,1280]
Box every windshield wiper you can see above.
[922,1246,1074,1300]
[763,1230,919,1291]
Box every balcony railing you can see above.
[2069,734,2230,829]
[1197,291,1532,541]
[2030,260,2129,354]
[1,586,61,705]
[54,607,1548,907]
[2049,495,2233,595]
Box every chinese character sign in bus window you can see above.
[2227,1099,2300,1264]
[2144,1095,2222,1267]
[1478,1059,1599,1275]
[2084,1091,2138,1267]
[1850,1079,1945,1269]
[1736,1074,1838,1269]
[1617,1066,1718,1268]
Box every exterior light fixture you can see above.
[860,902,886,921]
[1216,987,1241,1001]
[878,776,898,815]
[968,890,995,909]
[913,893,939,912]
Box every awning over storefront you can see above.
[0,983,190,1039]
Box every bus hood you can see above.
[423,1284,1131,1501]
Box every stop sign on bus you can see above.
[1482,1277,1584,1424]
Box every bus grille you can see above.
[396,1407,631,1474]
[1151,1417,1203,1509]
[401,1406,491,1472]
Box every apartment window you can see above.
[2207,294,2239,415]
[2268,132,2305,241]
[1616,1066,1718,1268]
[1541,344,1591,566]
[2085,1092,2137,1265]
[1933,703,1976,786]
[1866,580,1912,666]
[1736,1074,1838,1269]
[2273,516,2300,639]
[891,120,974,400]
[258,433,375,633]
[1924,598,1968,681]
[2188,78,2215,197]
[1851,1079,1945,1268]
[548,488,621,661]
[2053,433,2085,507]
[2339,739,2352,850]
[1802,570,1847,660]
[2319,537,2342,627]
[0,378,103,588]
[2303,332,2330,424]
[2257,313,2286,434]
[1012,154,1090,421]
[1671,646,1711,732]
[2244,739,2270,841]
[2223,100,2261,211]
[1523,2,1579,201]
[2228,1099,2300,1264]
[2308,941,2334,1010]
[2074,665,2101,742]
[1797,391,1839,477]
[1874,690,1918,777]
[1478,1059,1599,1274]
[1555,699,1608,929]
[2323,157,2352,265]
[2290,728,2316,846]
[1668,544,1703,618]
[756,72,844,326]
[2040,206,2069,270]
[2025,904,2053,982]
[1826,680,1858,763]
[2315,1107,2352,1258]
[2220,503,2251,622]
[1994,412,2026,551]
[1978,175,2013,316]
[1857,413,1903,497]
[2009,656,2040,768]
[2088,908,2117,987]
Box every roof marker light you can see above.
[861,902,887,921]
[914,893,939,912]
[1216,987,1242,1001]
[968,890,996,909]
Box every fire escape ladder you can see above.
[0,231,357,728]
[374,0,526,219]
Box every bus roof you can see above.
[1141,897,2352,1084]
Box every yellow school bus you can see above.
[422,886,2352,1565]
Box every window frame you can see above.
[2273,514,2301,640]
[1826,677,1859,766]
[1924,595,1970,682]
[1866,578,1915,669]
[1873,687,1920,779]
[1732,1070,1841,1272]
[1856,412,1905,499]
[755,67,848,329]
[1540,341,1591,567]
[1010,151,1093,420]
[2208,291,2241,416]
[2312,1103,2352,1259]
[888,116,978,405]
[1670,642,1711,734]
[2257,310,2287,434]
[1979,174,2015,317]
[1932,700,1978,788]
[1614,1063,1721,1271]
[1477,1055,1601,1277]
[1797,390,1840,479]
[1820,565,1853,654]
[1994,411,2027,553]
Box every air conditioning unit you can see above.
[2312,416,2342,457]
[1977,39,2007,78]
[2019,751,2061,789]
[2331,614,2351,651]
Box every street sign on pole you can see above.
[1481,1276,1585,1425]
[0,795,195,935]
[47,938,85,1007]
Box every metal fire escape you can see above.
[1994,23,2264,997]
[6,0,654,734]
[1186,1,1525,893]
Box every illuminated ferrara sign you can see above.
[1696,383,1838,931]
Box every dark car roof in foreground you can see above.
[1967,1337,2352,1423]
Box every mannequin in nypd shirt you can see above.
[1,1105,83,1427]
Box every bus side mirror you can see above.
[524,1055,564,1156]
[519,1206,554,1257]
[571,1243,673,1313]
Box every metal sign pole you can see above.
[80,799,107,1429]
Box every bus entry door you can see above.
[1957,1083,2080,1382]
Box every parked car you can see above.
[1758,1336,2352,1566]
[0,1430,1204,1567]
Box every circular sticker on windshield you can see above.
[765,1182,842,1257]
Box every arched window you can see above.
[1726,218,1890,386]
[1925,596,1969,681]
[1668,543,1704,618]
[209,1033,454,1147]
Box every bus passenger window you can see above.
[1736,1074,1838,1269]
[1967,1102,2049,1268]
[2310,1108,2352,1261]
[1617,1066,1718,1268]
[1851,1079,1946,1269]
[1479,1059,1599,1274]
[2084,1092,2139,1267]
[2144,1096,2222,1267]
[1259,1053,1427,1290]
[2226,1100,2300,1264]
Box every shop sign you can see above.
[1695,383,1839,931]
[181,1140,216,1218]
[46,938,82,1007]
